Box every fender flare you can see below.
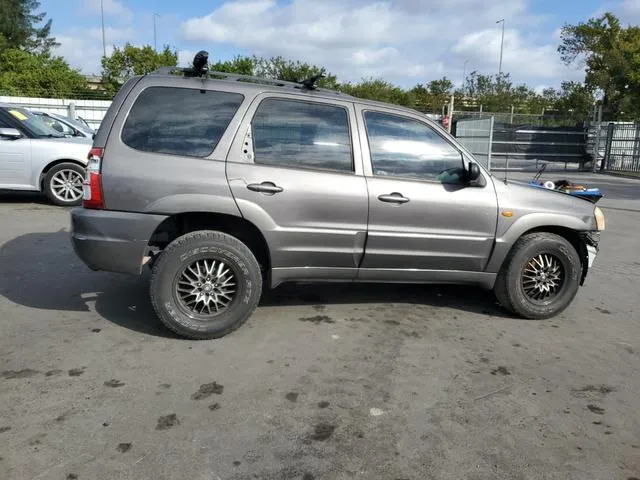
[485,212,594,273]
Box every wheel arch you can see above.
[488,224,588,285]
[38,159,86,191]
[147,211,271,283]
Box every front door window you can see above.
[364,111,464,184]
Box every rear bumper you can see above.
[70,208,168,275]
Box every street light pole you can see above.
[101,0,106,58]
[462,59,469,94]
[496,19,505,78]
[153,13,160,51]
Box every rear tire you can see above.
[150,230,262,339]
[43,162,85,207]
[494,232,581,319]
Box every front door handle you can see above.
[378,192,409,204]
[247,182,283,194]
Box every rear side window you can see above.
[251,98,353,172]
[122,87,244,157]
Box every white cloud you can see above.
[177,49,197,67]
[55,35,113,74]
[619,0,640,23]
[178,0,573,87]
[84,0,133,22]
[452,28,560,78]
[54,26,135,74]
[85,26,136,43]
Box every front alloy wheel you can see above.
[494,232,581,319]
[50,169,83,203]
[43,162,86,206]
[521,253,565,303]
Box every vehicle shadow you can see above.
[262,283,511,318]
[0,191,50,205]
[0,229,175,338]
[0,231,513,339]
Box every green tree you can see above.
[425,77,454,111]
[211,55,256,75]
[207,54,339,88]
[555,81,595,119]
[253,56,339,89]
[101,43,178,92]
[0,0,57,53]
[0,48,87,97]
[339,78,414,106]
[559,12,640,119]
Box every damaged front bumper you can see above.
[579,232,600,285]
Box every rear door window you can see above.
[251,98,353,172]
[122,86,244,157]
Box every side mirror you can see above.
[467,162,481,182]
[0,128,22,140]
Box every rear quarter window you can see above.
[121,86,244,157]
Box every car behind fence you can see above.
[454,116,588,171]
[455,114,640,175]
[0,95,110,131]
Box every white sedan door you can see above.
[0,135,32,189]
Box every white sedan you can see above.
[0,105,92,206]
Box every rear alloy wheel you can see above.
[44,163,85,206]
[494,232,581,319]
[175,258,237,317]
[150,230,262,339]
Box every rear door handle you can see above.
[378,192,409,204]
[247,182,283,194]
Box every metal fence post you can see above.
[592,122,601,172]
[487,116,494,172]
[600,122,615,172]
[633,124,640,173]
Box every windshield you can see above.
[4,108,65,138]
[76,117,94,132]
[51,113,93,133]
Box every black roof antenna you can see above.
[188,50,209,77]
[299,73,325,90]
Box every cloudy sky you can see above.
[43,0,640,89]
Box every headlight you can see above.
[594,206,605,231]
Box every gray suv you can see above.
[71,59,605,339]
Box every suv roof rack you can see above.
[150,51,349,98]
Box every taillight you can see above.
[82,147,104,209]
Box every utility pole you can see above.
[447,94,455,133]
[153,13,160,51]
[496,19,505,79]
[101,0,106,58]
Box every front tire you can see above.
[494,232,581,319]
[43,162,85,207]
[150,230,262,339]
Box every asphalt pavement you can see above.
[1,173,639,480]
